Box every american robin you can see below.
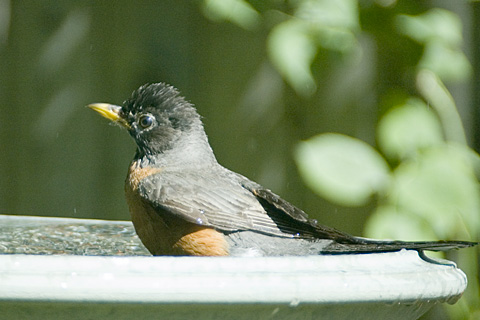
[88,83,476,256]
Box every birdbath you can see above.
[0,214,468,320]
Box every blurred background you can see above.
[0,1,479,318]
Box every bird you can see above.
[88,82,476,256]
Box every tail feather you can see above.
[323,239,477,254]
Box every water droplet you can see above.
[60,282,68,289]
[271,307,280,316]
[289,298,300,307]
[294,233,301,238]
[311,219,318,225]
[199,209,205,215]
[196,218,203,225]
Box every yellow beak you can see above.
[88,103,130,129]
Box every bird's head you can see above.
[89,83,202,157]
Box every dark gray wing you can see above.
[137,167,361,240]
[137,168,305,237]
[236,173,359,242]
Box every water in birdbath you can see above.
[0,215,150,256]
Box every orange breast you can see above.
[125,161,229,256]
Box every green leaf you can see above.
[312,25,357,53]
[295,0,358,52]
[295,0,359,30]
[377,98,443,160]
[267,0,360,96]
[365,205,439,241]
[416,69,467,145]
[202,0,260,30]
[267,19,317,97]
[390,146,480,238]
[396,8,463,46]
[419,41,472,81]
[294,133,390,206]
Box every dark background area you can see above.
[0,0,477,237]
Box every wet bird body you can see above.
[89,83,476,256]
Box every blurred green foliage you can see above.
[203,1,479,319]
[396,9,472,81]
[295,133,390,206]
[268,0,359,96]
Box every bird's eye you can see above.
[138,115,154,129]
